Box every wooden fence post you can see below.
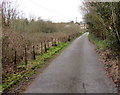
[68,36,71,41]
[58,38,60,43]
[65,37,67,42]
[25,46,28,66]
[14,50,17,73]
[72,34,74,38]
[61,37,63,42]
[51,38,53,46]
[54,38,57,46]
[41,42,43,54]
[44,41,47,52]
[33,45,36,60]
[52,38,55,46]
[47,41,49,49]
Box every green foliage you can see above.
[42,42,69,59]
[12,19,80,34]
[84,2,120,51]
[107,30,120,51]
[2,42,70,91]
[88,34,106,50]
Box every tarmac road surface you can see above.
[25,33,117,93]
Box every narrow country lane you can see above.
[25,33,117,93]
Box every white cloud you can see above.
[17,0,83,22]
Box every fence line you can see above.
[3,32,81,77]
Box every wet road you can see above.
[25,33,117,93]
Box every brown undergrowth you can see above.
[88,34,120,93]
[97,49,120,93]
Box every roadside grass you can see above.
[2,32,85,92]
[88,34,120,93]
[88,34,106,50]
[2,42,71,92]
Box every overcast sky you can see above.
[17,0,84,22]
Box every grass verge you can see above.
[88,33,119,93]
[88,34,106,50]
[2,33,84,93]
[2,42,70,92]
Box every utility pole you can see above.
[76,17,77,23]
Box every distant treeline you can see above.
[12,18,79,33]
[2,0,83,83]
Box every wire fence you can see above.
[2,32,80,80]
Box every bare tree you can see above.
[1,0,18,27]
